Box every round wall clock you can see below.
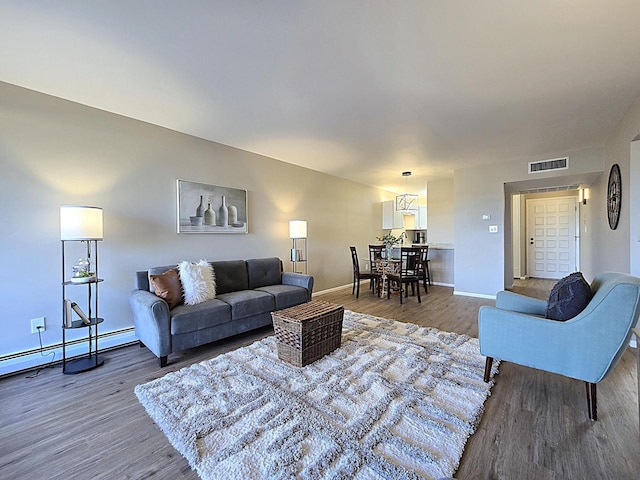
[607,163,621,230]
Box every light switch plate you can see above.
[482,214,491,220]
[489,225,498,233]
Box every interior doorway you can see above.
[510,189,582,282]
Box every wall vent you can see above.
[519,184,580,194]
[528,157,568,174]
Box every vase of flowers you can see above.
[376,232,406,258]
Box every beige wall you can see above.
[0,82,385,367]
[454,147,604,296]
[426,178,454,244]
[598,92,640,274]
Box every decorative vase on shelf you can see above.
[195,195,204,217]
[219,195,229,227]
[204,202,215,226]
[228,205,238,225]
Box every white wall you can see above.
[631,139,640,277]
[0,82,386,373]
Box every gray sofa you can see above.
[129,257,314,366]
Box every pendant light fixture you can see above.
[395,171,418,212]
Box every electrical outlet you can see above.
[31,317,45,334]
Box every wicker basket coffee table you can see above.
[272,300,344,367]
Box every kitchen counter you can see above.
[411,243,454,250]
[386,244,454,286]
[410,244,454,286]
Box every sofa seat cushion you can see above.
[255,285,308,310]
[216,290,275,320]
[170,299,231,335]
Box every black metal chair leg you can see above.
[586,382,597,421]
[483,357,493,382]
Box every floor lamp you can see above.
[289,220,307,274]
[60,205,105,374]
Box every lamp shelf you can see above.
[63,317,104,330]
[63,355,104,374]
[63,278,104,286]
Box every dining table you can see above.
[376,257,401,297]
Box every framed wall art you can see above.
[177,179,248,234]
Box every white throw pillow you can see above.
[178,259,216,305]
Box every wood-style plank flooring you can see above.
[1,282,638,479]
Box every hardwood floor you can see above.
[1,283,638,479]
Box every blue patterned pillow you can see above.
[546,272,592,321]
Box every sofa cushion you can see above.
[211,260,249,294]
[216,290,275,320]
[546,272,592,321]
[247,257,282,289]
[170,299,231,335]
[255,284,308,310]
[149,268,183,310]
[143,265,179,292]
[179,260,217,305]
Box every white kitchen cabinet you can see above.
[382,200,403,229]
[416,206,427,229]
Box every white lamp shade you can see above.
[289,220,307,239]
[60,206,104,240]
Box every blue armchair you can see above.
[478,272,640,420]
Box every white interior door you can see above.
[526,196,578,279]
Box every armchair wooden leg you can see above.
[586,382,597,421]
[483,357,493,382]
[159,355,168,368]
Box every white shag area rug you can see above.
[135,310,498,480]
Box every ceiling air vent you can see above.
[528,157,568,174]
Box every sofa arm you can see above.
[282,272,314,300]
[496,290,548,316]
[129,289,172,359]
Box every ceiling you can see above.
[2,1,640,195]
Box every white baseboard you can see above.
[315,281,455,296]
[0,328,137,377]
[453,290,497,300]
[314,283,361,296]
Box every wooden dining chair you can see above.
[386,247,422,304]
[418,245,430,293]
[349,246,380,298]
[368,244,386,296]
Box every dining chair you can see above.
[386,247,422,304]
[368,245,386,295]
[349,246,380,298]
[418,245,430,293]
